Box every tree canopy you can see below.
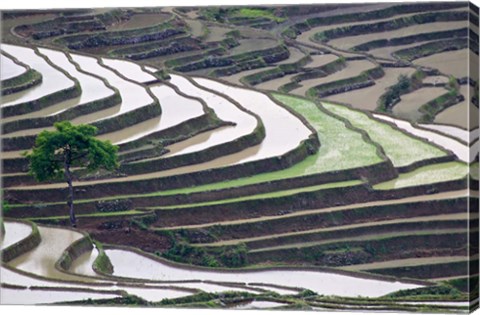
[25,121,118,227]
[26,121,118,182]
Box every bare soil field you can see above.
[326,66,416,111]
[304,54,339,68]
[255,73,299,91]
[434,85,477,129]
[414,49,469,78]
[392,86,448,121]
[290,59,376,96]
[107,13,171,31]
[205,25,232,42]
[328,21,468,51]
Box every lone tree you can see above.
[25,121,118,227]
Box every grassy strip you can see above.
[1,220,41,263]
[166,47,227,68]
[287,56,346,85]
[418,90,463,123]
[374,161,468,190]
[1,78,81,119]
[393,37,468,61]
[55,18,185,49]
[306,66,384,99]
[56,236,93,271]
[248,231,467,266]
[110,36,206,60]
[92,241,114,275]
[282,3,465,39]
[313,11,468,43]
[149,181,362,210]
[1,46,82,119]
[173,198,466,246]
[174,45,288,73]
[25,210,145,221]
[306,3,465,30]
[322,103,446,167]
[14,9,127,40]
[209,57,268,77]
[241,53,311,86]
[2,91,121,135]
[195,215,467,248]
[369,260,474,280]
[1,68,42,95]
[353,28,468,52]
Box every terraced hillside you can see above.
[1,2,478,312]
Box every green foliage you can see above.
[235,8,285,22]
[200,8,229,22]
[378,74,414,112]
[1,68,42,94]
[377,70,425,112]
[200,7,284,23]
[393,37,468,61]
[25,121,118,182]
[386,285,462,298]
[443,277,473,292]
[298,289,317,298]
[2,192,10,215]
[447,75,460,92]
[219,243,248,267]
[162,240,212,265]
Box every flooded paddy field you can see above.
[70,53,154,118]
[1,44,75,107]
[1,54,27,80]
[1,221,32,250]
[105,248,420,297]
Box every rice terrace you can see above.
[0,1,479,313]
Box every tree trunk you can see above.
[64,146,76,227]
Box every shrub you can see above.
[219,244,248,267]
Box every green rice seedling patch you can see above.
[273,94,383,170]
[373,161,467,190]
[322,102,446,167]
[149,180,362,210]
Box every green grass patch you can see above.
[273,94,383,170]
[373,161,468,190]
[149,180,362,210]
[322,102,446,167]
[234,8,285,22]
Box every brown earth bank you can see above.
[86,218,172,253]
